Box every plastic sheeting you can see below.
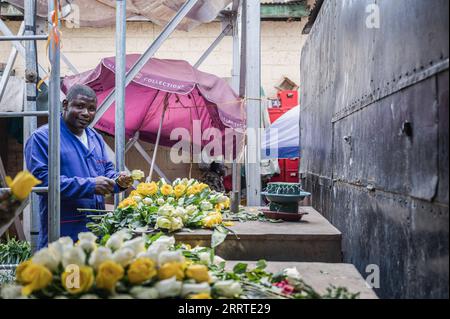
[262,106,300,159]
[7,0,231,31]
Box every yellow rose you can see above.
[186,264,210,283]
[198,183,209,191]
[202,212,223,228]
[137,182,158,196]
[189,293,212,299]
[61,266,94,295]
[129,190,141,198]
[161,184,174,196]
[118,197,138,209]
[16,261,52,296]
[96,261,124,292]
[16,260,33,283]
[5,171,41,201]
[158,262,185,281]
[127,258,157,285]
[187,185,201,196]
[174,184,187,198]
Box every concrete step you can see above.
[175,207,342,262]
[226,261,378,299]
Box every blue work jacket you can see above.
[25,117,122,249]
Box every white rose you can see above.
[167,197,175,203]
[78,239,97,253]
[62,246,86,268]
[200,201,213,211]
[32,248,60,271]
[157,198,165,205]
[174,207,186,218]
[0,285,23,299]
[48,237,73,260]
[209,272,218,284]
[89,247,113,270]
[130,286,159,299]
[136,250,158,262]
[143,197,153,205]
[122,237,145,256]
[186,205,198,215]
[284,267,302,285]
[112,247,135,267]
[181,283,211,297]
[158,250,185,267]
[132,195,142,203]
[213,280,243,298]
[106,230,129,251]
[217,195,229,203]
[156,216,172,230]
[198,252,212,264]
[78,232,97,243]
[155,277,182,298]
[158,204,174,217]
[177,198,185,206]
[153,236,176,249]
[170,217,184,232]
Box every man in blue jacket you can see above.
[25,84,133,249]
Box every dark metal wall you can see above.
[300,0,449,299]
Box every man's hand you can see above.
[94,176,115,195]
[116,172,133,189]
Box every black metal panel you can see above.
[437,71,449,205]
[332,182,449,299]
[300,0,449,299]
[333,77,439,201]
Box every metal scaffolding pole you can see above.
[231,0,242,213]
[24,0,40,250]
[245,0,262,206]
[47,0,61,243]
[194,23,232,69]
[91,0,200,128]
[115,0,126,206]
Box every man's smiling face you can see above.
[63,94,98,136]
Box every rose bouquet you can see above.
[0,231,359,299]
[87,178,232,239]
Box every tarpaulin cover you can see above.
[262,105,300,159]
[61,54,245,148]
[7,0,232,31]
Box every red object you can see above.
[277,90,299,109]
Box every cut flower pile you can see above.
[0,231,359,299]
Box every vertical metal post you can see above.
[48,0,61,243]
[24,0,40,250]
[115,0,126,206]
[245,0,262,206]
[231,0,242,213]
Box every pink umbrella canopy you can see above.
[62,54,245,151]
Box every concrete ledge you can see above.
[227,261,379,299]
[175,207,342,262]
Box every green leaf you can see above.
[233,263,248,274]
[211,227,229,248]
[256,260,267,270]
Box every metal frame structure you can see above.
[0,0,263,241]
[0,0,60,246]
